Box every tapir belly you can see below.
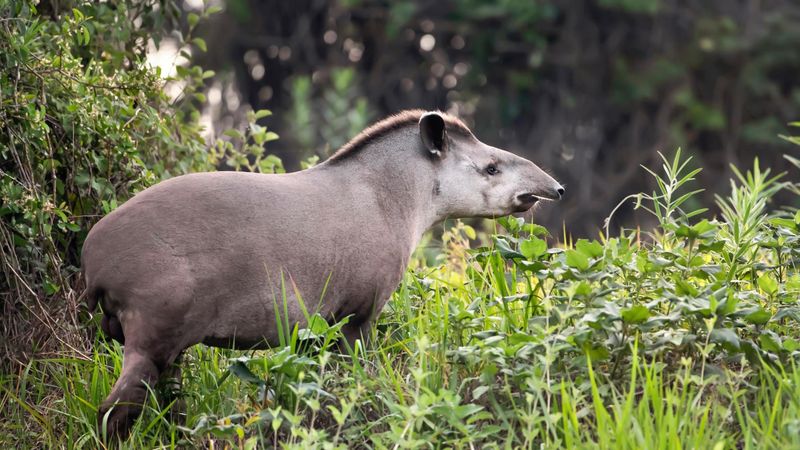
[197,255,407,349]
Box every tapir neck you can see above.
[315,127,440,245]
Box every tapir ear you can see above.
[419,111,447,156]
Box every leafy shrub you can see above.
[0,0,231,363]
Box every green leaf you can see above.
[744,307,771,325]
[497,216,523,233]
[253,109,272,119]
[674,277,698,297]
[207,5,224,15]
[621,305,651,324]
[223,129,244,140]
[187,13,200,27]
[691,219,716,236]
[584,344,610,361]
[463,225,476,240]
[576,239,603,258]
[758,333,782,353]
[771,307,800,324]
[709,328,740,352]
[715,293,738,317]
[472,385,490,400]
[523,223,548,236]
[493,237,523,260]
[306,313,331,335]
[565,249,590,271]
[573,281,592,297]
[520,237,547,259]
[757,273,778,295]
[44,280,61,295]
[699,240,724,253]
[228,360,265,386]
[769,218,797,229]
[193,37,207,52]
[674,219,717,240]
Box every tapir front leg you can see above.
[340,322,370,351]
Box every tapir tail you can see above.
[86,285,99,312]
[86,283,125,344]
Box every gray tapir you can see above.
[82,110,564,437]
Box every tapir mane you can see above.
[327,109,473,163]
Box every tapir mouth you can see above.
[517,193,541,203]
[514,191,562,212]
[514,193,540,212]
[518,189,562,202]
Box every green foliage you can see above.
[0,0,214,301]
[216,109,285,173]
[288,67,371,158]
[204,153,798,448]
[0,0,294,337]
[598,0,660,14]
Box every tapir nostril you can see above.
[556,186,565,198]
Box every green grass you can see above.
[2,300,800,449]
[2,152,800,449]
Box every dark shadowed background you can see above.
[179,0,800,236]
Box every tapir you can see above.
[81,110,564,437]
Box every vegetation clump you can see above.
[0,0,211,362]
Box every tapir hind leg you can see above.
[98,348,161,439]
[98,318,187,439]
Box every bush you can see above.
[0,0,213,363]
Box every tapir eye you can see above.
[485,163,499,175]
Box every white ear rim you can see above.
[419,111,447,155]
[418,111,443,121]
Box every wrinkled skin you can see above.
[82,110,563,439]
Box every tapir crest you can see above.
[81,109,564,437]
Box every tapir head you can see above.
[419,111,564,219]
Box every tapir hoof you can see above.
[98,401,142,440]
